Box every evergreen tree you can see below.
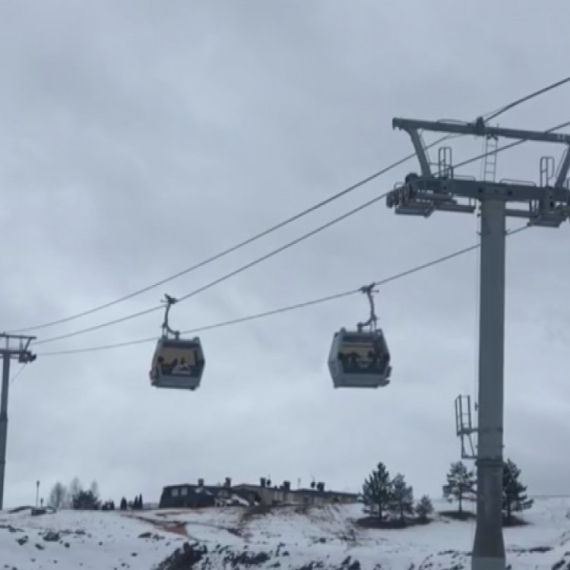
[443,461,476,514]
[389,473,414,523]
[120,497,127,511]
[362,462,392,522]
[415,495,434,523]
[139,494,144,510]
[502,458,533,523]
[72,490,100,510]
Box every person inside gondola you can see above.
[367,337,384,371]
[159,357,177,376]
[348,350,361,372]
[173,357,191,374]
[367,352,378,371]
[153,355,166,378]
[339,349,363,373]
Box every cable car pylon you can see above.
[386,115,570,570]
[0,334,36,510]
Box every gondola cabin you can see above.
[328,328,391,388]
[150,337,205,390]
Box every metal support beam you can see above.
[407,129,432,177]
[472,198,506,570]
[393,117,570,144]
[389,175,570,225]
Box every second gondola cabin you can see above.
[150,337,205,390]
[328,328,391,388]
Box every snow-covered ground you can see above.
[1,498,569,569]
[0,506,183,569]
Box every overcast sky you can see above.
[1,0,569,509]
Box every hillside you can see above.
[1,499,569,569]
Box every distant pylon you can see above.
[0,334,37,510]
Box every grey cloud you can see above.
[1,0,569,508]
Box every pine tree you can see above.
[443,461,476,514]
[72,490,100,510]
[120,497,127,511]
[502,459,533,523]
[389,473,414,524]
[139,494,144,510]
[362,462,392,522]
[415,495,434,523]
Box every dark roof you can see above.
[232,484,357,497]
[162,484,227,493]
[297,488,358,497]
[163,483,357,498]
[163,482,215,487]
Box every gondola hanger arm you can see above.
[161,294,181,339]
[356,282,379,332]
